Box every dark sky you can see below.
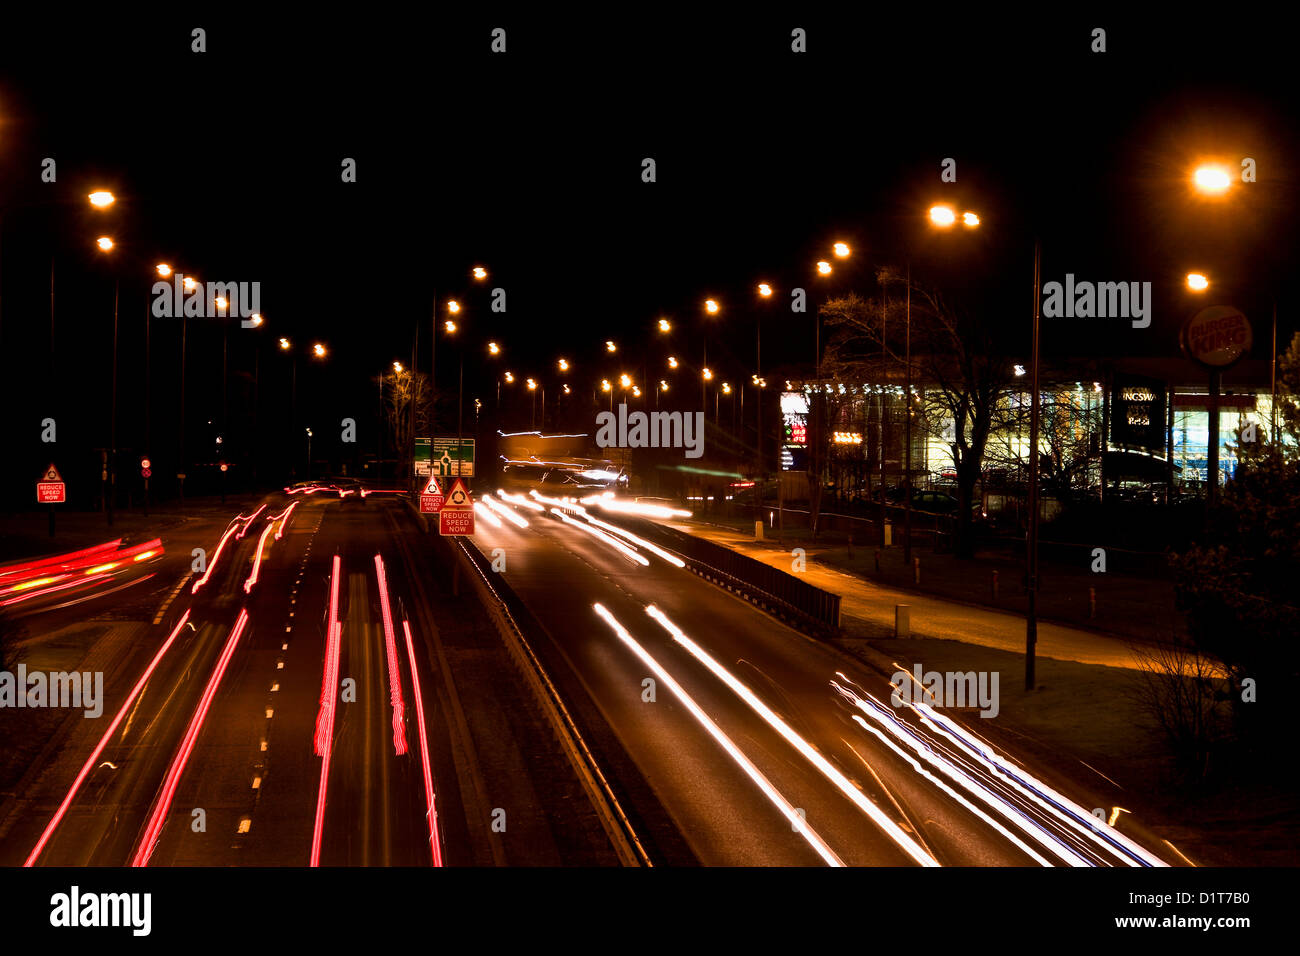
[1,9,1296,494]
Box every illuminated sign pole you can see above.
[1180,305,1252,508]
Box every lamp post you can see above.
[1026,238,1043,692]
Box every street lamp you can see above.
[1192,164,1232,195]
[1186,272,1210,292]
[833,242,851,258]
[88,191,115,208]
[658,318,671,333]
[94,235,120,525]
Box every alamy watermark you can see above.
[49,886,151,936]
[152,273,262,327]
[595,403,705,459]
[1042,274,1151,329]
[891,663,1000,718]
[0,666,103,717]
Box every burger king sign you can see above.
[1180,305,1252,369]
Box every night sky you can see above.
[2,10,1296,499]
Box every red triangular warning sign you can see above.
[422,474,443,496]
[41,463,63,482]
[445,478,472,508]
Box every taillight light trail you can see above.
[191,524,239,595]
[373,554,408,756]
[24,610,192,867]
[272,501,299,540]
[132,609,251,867]
[234,504,268,540]
[403,619,443,866]
[310,555,344,867]
[243,518,278,594]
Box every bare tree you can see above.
[385,369,434,479]
[983,385,1102,510]
[821,271,1015,557]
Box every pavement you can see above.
[662,517,1183,672]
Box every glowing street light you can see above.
[619,373,632,389]
[815,260,832,275]
[214,296,229,311]
[447,300,461,314]
[721,382,731,395]
[704,299,720,314]
[184,276,198,292]
[558,357,569,371]
[667,355,678,369]
[313,342,327,358]
[526,378,537,391]
[1186,272,1210,292]
[504,371,515,383]
[601,379,611,392]
[658,318,671,332]
[606,340,617,353]
[963,212,981,227]
[562,384,571,394]
[156,263,172,277]
[632,386,641,397]
[488,341,500,355]
[96,236,114,252]
[393,361,403,373]
[279,337,291,350]
[1193,165,1231,194]
[472,266,488,280]
[929,204,957,227]
[88,191,115,208]
[249,313,264,326]
[757,282,772,297]
[833,241,851,258]
[444,319,457,333]
[702,367,713,381]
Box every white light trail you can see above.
[552,509,648,566]
[593,603,843,867]
[645,606,937,867]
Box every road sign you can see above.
[414,437,432,476]
[419,475,444,513]
[37,482,65,503]
[439,507,475,535]
[432,438,475,477]
[438,477,475,535]
[41,463,63,482]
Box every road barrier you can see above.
[400,493,648,865]
[619,516,842,638]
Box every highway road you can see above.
[465,490,1172,867]
[1,485,1173,867]
[2,489,610,867]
